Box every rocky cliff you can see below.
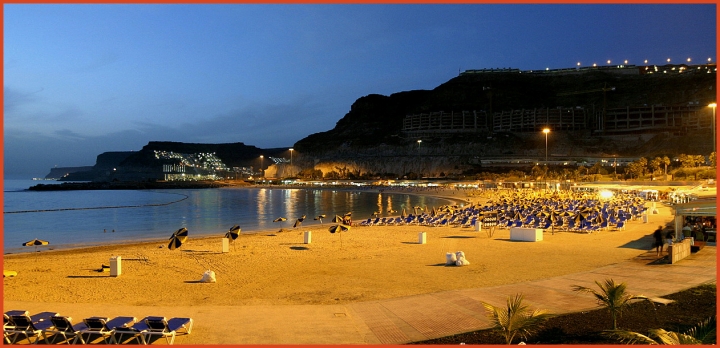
[291,66,716,177]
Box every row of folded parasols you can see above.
[167,212,356,250]
[19,212,358,254]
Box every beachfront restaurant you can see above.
[672,198,717,245]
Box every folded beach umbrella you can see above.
[401,208,407,219]
[328,224,351,248]
[314,214,326,224]
[594,214,605,224]
[225,225,241,240]
[573,213,585,225]
[513,211,523,221]
[23,238,49,253]
[328,224,350,234]
[168,228,188,250]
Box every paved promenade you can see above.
[5,245,715,345]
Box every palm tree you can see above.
[604,316,716,344]
[572,279,652,330]
[662,155,671,178]
[482,293,554,344]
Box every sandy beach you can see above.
[2,187,695,344]
[4,219,671,307]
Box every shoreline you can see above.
[6,182,699,255]
[6,185,473,255]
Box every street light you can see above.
[289,148,294,177]
[709,103,716,155]
[613,155,617,177]
[417,139,422,149]
[259,155,264,177]
[542,128,550,162]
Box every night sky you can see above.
[4,4,716,178]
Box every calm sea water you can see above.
[3,180,459,254]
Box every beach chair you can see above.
[611,220,625,231]
[142,317,193,345]
[45,316,88,344]
[78,316,136,344]
[6,311,57,344]
[112,317,151,345]
[598,220,609,231]
[3,310,29,344]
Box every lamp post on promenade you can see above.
[709,103,717,155]
[288,148,294,177]
[613,155,617,177]
[542,128,550,162]
[417,139,422,149]
[259,155,264,178]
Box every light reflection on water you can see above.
[4,183,461,254]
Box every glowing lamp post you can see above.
[709,103,717,155]
[417,139,422,149]
[289,148,294,177]
[542,128,550,162]
[259,155,264,177]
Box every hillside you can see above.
[295,66,716,156]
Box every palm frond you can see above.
[482,294,554,344]
[604,317,716,345]
[685,316,716,344]
[602,329,659,345]
[648,328,702,345]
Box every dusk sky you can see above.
[3,4,717,178]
